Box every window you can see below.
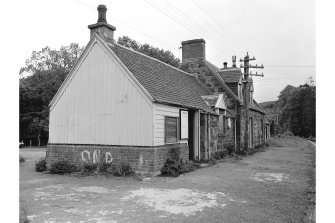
[250,90,253,104]
[165,117,179,143]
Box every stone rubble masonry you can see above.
[217,117,235,154]
[179,52,266,152]
[209,115,219,154]
[239,110,265,149]
[199,114,219,160]
[180,59,242,153]
[46,143,189,175]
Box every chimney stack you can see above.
[181,39,206,63]
[223,62,228,69]
[232,56,237,68]
[88,5,116,42]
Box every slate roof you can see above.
[109,43,214,113]
[250,100,265,114]
[218,68,242,83]
[203,60,241,102]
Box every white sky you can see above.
[5,0,315,103]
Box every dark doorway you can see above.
[188,110,194,160]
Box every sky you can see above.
[4,0,315,103]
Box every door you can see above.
[189,110,200,160]
[188,110,194,160]
[248,117,253,148]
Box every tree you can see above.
[277,85,297,132]
[19,44,84,146]
[117,36,181,68]
[276,80,315,137]
[20,43,83,77]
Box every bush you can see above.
[19,156,25,163]
[161,158,196,177]
[49,161,77,174]
[83,162,98,173]
[99,162,134,176]
[35,158,47,172]
[76,162,98,176]
[213,150,226,160]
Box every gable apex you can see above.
[49,33,154,110]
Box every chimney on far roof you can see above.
[232,56,237,68]
[181,39,206,63]
[223,62,228,69]
[88,5,116,42]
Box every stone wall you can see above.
[250,110,265,147]
[199,114,219,160]
[209,115,219,156]
[217,117,235,154]
[46,143,189,175]
[239,110,266,149]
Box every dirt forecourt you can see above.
[20,136,315,223]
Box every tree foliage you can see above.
[117,36,181,68]
[20,43,83,77]
[277,81,316,137]
[19,44,84,146]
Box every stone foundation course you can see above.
[46,143,189,174]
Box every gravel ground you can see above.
[20,137,315,223]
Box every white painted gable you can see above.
[215,93,228,110]
[49,36,154,146]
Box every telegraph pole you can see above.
[240,53,264,152]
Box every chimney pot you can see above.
[232,56,237,68]
[223,62,228,69]
[97,5,107,23]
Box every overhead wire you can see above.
[265,66,316,67]
[143,0,235,58]
[159,0,238,56]
[191,0,248,53]
[181,0,245,55]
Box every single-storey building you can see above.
[47,5,268,174]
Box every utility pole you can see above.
[240,52,264,152]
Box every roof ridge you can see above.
[109,42,194,77]
[218,68,242,72]
[204,60,220,70]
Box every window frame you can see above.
[179,109,189,140]
[164,116,179,144]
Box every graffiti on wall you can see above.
[81,150,113,164]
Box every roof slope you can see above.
[203,60,241,102]
[218,68,242,83]
[109,43,213,113]
[250,100,265,114]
